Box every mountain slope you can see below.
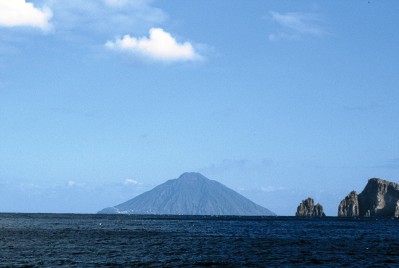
[99,172,275,216]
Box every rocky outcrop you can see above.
[295,197,325,217]
[99,172,276,216]
[338,178,399,217]
[338,191,359,217]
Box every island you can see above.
[295,197,325,217]
[98,172,275,216]
[338,178,399,217]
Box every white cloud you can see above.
[105,28,200,62]
[269,11,323,41]
[0,0,52,31]
[123,179,140,185]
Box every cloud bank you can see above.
[0,0,52,31]
[269,11,323,41]
[106,28,200,62]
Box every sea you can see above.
[0,213,398,267]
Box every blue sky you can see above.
[1,0,398,215]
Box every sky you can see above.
[0,0,398,216]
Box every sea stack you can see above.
[295,197,325,217]
[99,172,275,216]
[338,191,359,217]
[338,178,399,217]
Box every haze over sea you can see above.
[1,213,398,266]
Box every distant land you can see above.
[98,172,275,216]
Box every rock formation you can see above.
[338,191,359,217]
[98,172,276,216]
[338,178,399,217]
[295,197,325,217]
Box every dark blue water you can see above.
[1,214,398,267]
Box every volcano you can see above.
[98,172,275,216]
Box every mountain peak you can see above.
[177,172,208,181]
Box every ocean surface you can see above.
[1,213,398,267]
